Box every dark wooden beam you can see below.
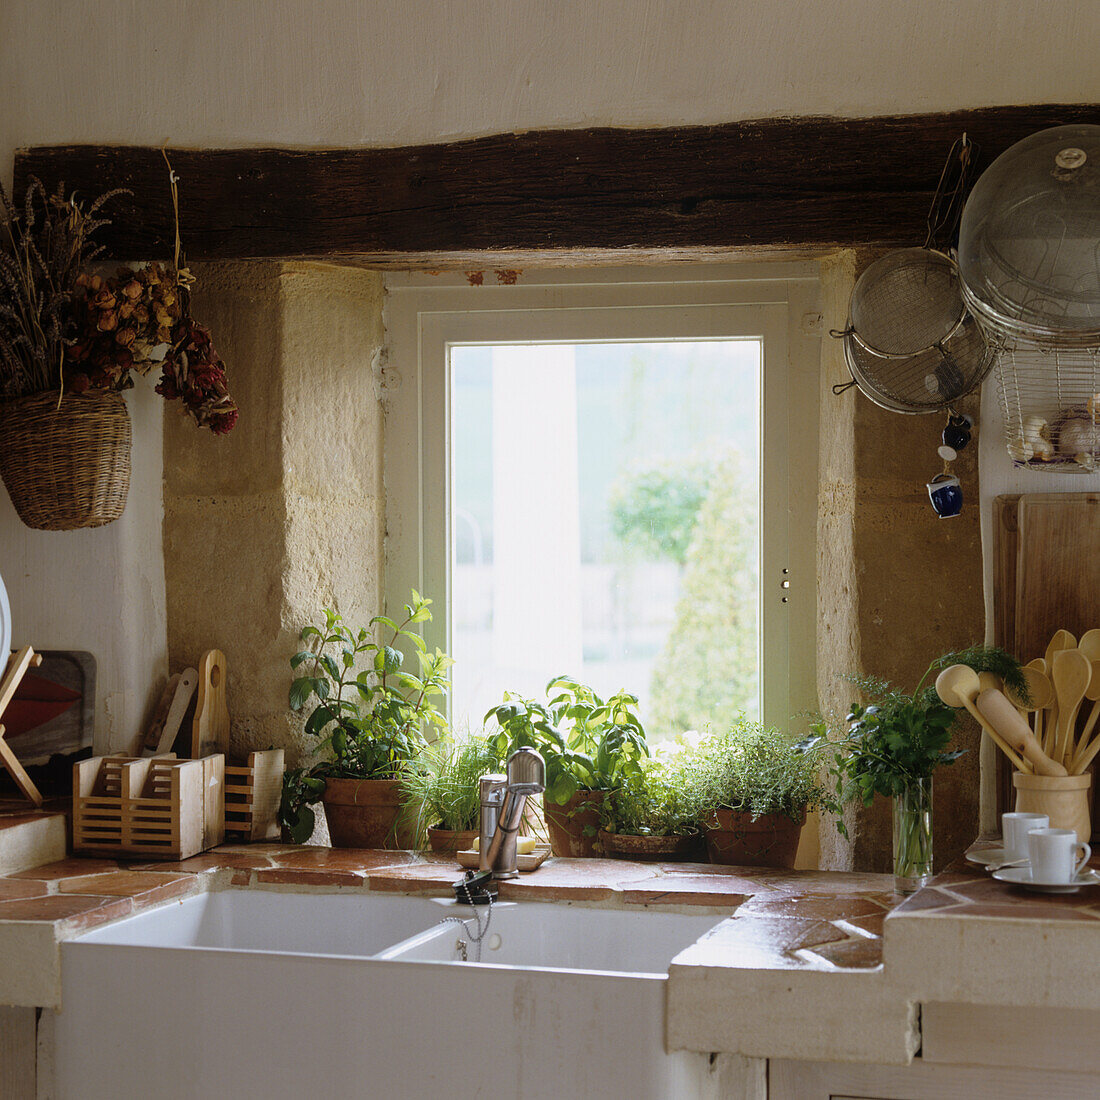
[13,105,1097,263]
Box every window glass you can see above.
[450,339,761,740]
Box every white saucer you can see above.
[966,846,1012,867]
[992,866,1100,894]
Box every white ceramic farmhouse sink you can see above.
[52,888,726,1100]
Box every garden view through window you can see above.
[449,339,761,743]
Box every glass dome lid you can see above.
[958,124,1100,347]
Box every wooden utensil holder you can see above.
[1013,771,1093,843]
[224,749,284,842]
[73,753,225,859]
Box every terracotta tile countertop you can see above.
[0,843,903,1011]
[0,845,894,964]
[882,838,1100,1016]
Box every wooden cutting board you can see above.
[1009,494,1100,659]
[191,650,230,759]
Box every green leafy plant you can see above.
[803,645,1025,824]
[599,754,700,837]
[485,675,649,805]
[676,720,836,826]
[277,591,452,843]
[400,731,507,839]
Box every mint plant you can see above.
[278,590,452,842]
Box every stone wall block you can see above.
[165,261,386,768]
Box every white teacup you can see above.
[1028,827,1092,883]
[1002,811,1049,859]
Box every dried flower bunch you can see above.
[0,175,238,434]
[0,178,124,398]
[69,264,238,434]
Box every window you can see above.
[384,265,820,735]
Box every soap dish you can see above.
[456,844,552,872]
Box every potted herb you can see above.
[680,720,835,868]
[278,591,452,847]
[806,645,1025,890]
[400,732,507,852]
[597,752,704,862]
[486,676,648,857]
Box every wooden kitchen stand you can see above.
[0,647,45,807]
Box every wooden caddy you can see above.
[73,754,224,860]
[0,647,45,807]
[224,749,284,842]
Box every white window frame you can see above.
[383,264,821,730]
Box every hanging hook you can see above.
[924,133,979,252]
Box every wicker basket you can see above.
[0,389,131,530]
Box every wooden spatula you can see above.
[191,650,230,758]
[142,668,198,756]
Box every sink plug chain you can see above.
[441,872,495,962]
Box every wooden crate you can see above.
[73,754,225,859]
[224,749,284,842]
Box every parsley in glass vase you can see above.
[807,646,1026,891]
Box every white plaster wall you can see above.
[2,0,1099,192]
[0,385,167,755]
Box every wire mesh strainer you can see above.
[849,247,966,358]
[845,309,994,415]
[832,136,994,413]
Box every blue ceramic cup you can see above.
[927,473,963,518]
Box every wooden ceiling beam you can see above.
[13,105,1096,264]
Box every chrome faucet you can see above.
[479,747,545,879]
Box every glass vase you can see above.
[893,776,933,894]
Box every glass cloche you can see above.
[959,124,1100,347]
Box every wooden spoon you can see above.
[1023,658,1050,746]
[977,671,1002,695]
[1071,722,1100,775]
[1074,659,1100,756]
[1046,629,1078,669]
[1051,648,1092,767]
[1078,628,1100,663]
[976,688,1067,776]
[935,665,1028,773]
[1045,631,1076,749]
[1005,665,1053,744]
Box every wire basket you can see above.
[996,342,1100,471]
[959,124,1100,467]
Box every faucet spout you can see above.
[480,747,545,879]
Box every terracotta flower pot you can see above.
[321,777,418,849]
[703,807,806,868]
[544,791,605,857]
[597,829,705,863]
[426,825,479,853]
